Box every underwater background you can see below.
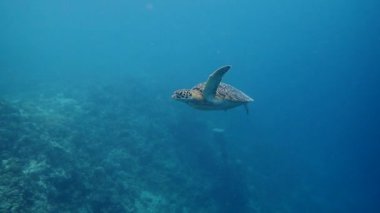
[1,0,379,212]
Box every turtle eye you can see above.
[179,92,185,98]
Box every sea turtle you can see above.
[171,65,254,113]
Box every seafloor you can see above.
[0,79,258,213]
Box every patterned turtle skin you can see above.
[172,65,254,113]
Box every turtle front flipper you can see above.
[243,103,249,114]
[204,65,231,102]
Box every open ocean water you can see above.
[0,0,379,212]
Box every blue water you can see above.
[1,0,379,212]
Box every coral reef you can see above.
[1,81,252,212]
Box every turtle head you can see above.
[171,89,193,102]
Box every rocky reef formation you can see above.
[0,81,253,212]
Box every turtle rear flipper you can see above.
[204,65,231,102]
